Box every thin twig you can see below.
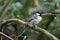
[0,0,12,19]
[18,27,26,37]
[0,0,11,15]
[0,32,14,40]
[42,13,60,16]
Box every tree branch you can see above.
[0,18,59,40]
[0,32,14,40]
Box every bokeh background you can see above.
[0,0,60,40]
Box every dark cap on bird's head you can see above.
[36,11,42,16]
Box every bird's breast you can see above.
[34,16,42,24]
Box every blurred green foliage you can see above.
[0,0,60,40]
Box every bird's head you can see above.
[36,12,42,16]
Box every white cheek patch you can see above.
[36,13,40,15]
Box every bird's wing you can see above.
[27,15,37,22]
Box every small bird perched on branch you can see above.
[18,11,42,40]
[27,11,42,28]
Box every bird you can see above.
[27,11,42,26]
[18,11,42,39]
